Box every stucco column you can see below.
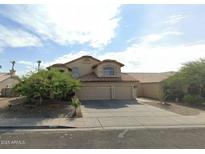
[111,85,115,99]
[132,83,137,99]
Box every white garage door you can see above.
[78,85,111,100]
[115,86,132,100]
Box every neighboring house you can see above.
[0,70,20,97]
[129,72,175,99]
[48,55,174,100]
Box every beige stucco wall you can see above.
[66,57,99,77]
[94,62,121,77]
[76,81,138,100]
[137,82,163,99]
[0,77,20,94]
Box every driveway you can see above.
[81,100,184,128]
[81,100,179,118]
[80,99,205,128]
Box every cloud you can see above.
[41,51,90,68]
[140,31,182,44]
[0,4,121,48]
[126,31,182,45]
[17,60,37,76]
[18,60,33,66]
[0,25,42,49]
[45,42,205,73]
[164,14,186,25]
[98,43,205,72]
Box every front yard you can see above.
[138,97,205,116]
[0,97,79,118]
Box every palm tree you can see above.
[37,60,41,71]
[10,61,16,70]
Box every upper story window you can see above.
[103,67,114,76]
[83,58,91,64]
[59,69,65,73]
[72,67,80,78]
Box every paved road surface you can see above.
[1,128,205,148]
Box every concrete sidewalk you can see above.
[0,114,205,129]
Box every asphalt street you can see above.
[1,127,205,148]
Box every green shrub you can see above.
[71,98,81,109]
[71,98,81,117]
[163,87,184,101]
[13,69,80,104]
[182,94,204,105]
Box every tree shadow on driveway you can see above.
[81,100,142,109]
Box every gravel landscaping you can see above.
[138,97,205,116]
[0,97,76,118]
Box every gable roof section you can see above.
[65,55,101,65]
[0,73,11,82]
[92,59,124,69]
[128,72,175,83]
[47,63,71,70]
[79,72,138,82]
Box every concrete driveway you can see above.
[80,100,192,128]
[81,100,179,118]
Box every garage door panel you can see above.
[115,86,132,100]
[79,86,111,100]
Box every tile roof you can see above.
[79,73,138,82]
[64,55,101,65]
[0,73,11,82]
[92,59,124,68]
[128,72,175,83]
[47,63,72,70]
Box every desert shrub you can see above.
[187,83,200,95]
[182,94,204,105]
[14,69,80,104]
[163,59,205,102]
[71,98,81,117]
[163,86,184,101]
[71,98,81,109]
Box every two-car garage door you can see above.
[77,82,137,100]
[78,86,111,100]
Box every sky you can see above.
[0,4,205,75]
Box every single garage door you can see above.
[115,86,132,100]
[78,85,111,100]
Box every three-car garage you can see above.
[77,82,138,100]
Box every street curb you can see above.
[0,125,76,129]
[1,124,205,132]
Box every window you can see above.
[83,58,91,64]
[59,69,65,73]
[72,67,80,78]
[103,67,114,76]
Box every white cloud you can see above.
[41,50,90,68]
[126,31,182,45]
[0,25,42,48]
[98,43,205,72]
[1,4,121,48]
[45,42,205,73]
[165,14,186,25]
[18,60,33,66]
[17,60,37,76]
[140,31,182,44]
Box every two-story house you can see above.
[48,55,175,100]
[48,55,139,100]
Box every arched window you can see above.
[72,67,80,78]
[103,67,114,76]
